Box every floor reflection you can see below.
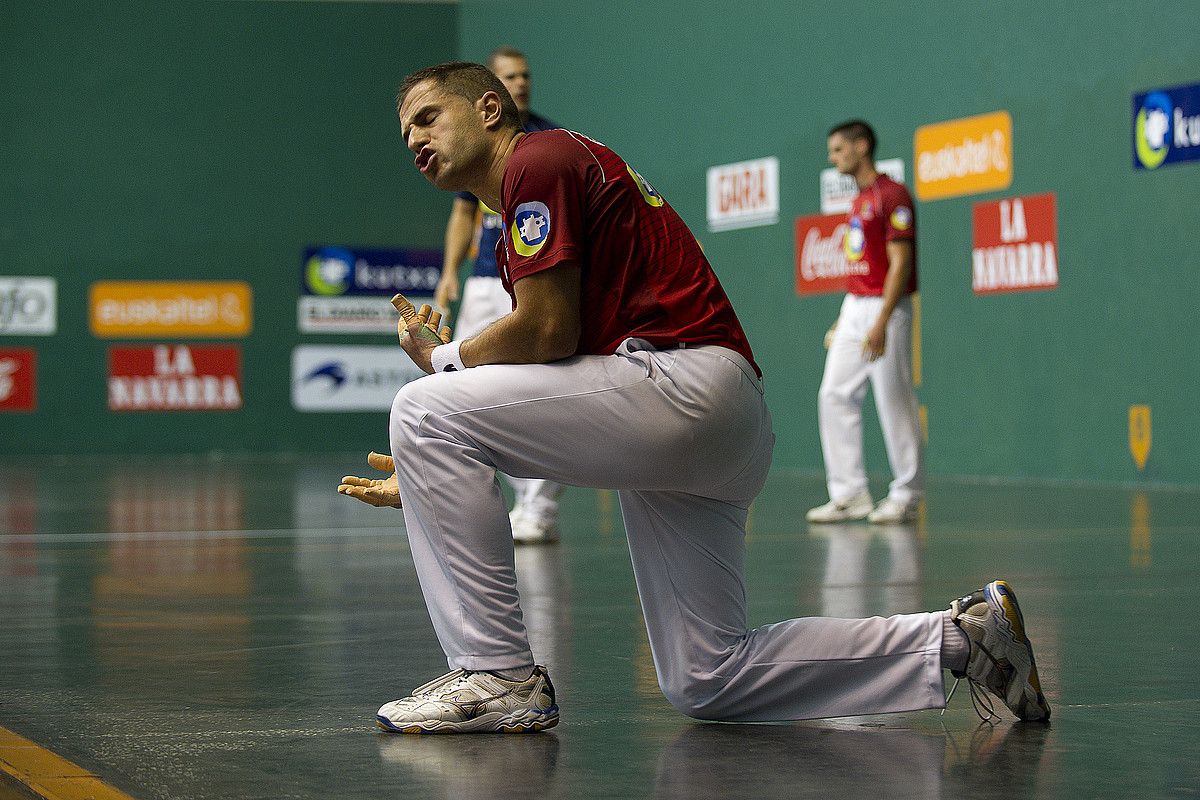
[376,730,561,800]
[654,719,1050,800]
[809,522,921,617]
[514,544,570,676]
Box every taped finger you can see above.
[391,294,418,323]
[367,451,395,472]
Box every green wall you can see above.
[1,0,456,455]
[460,0,1200,485]
[4,1,1198,487]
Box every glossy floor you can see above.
[1,456,1197,799]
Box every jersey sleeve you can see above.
[883,183,916,242]
[501,135,587,284]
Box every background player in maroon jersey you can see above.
[339,64,1049,733]
[807,120,925,525]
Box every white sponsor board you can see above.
[706,156,779,232]
[0,277,57,335]
[298,295,433,334]
[291,345,426,411]
[819,158,905,215]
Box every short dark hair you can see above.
[396,61,522,130]
[487,46,527,70]
[828,119,876,157]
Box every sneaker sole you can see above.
[984,581,1051,721]
[806,508,873,523]
[376,705,560,734]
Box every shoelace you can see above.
[942,635,1006,724]
[944,675,1000,724]
[418,670,526,703]
[414,670,477,698]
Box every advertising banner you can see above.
[706,157,780,232]
[0,278,57,335]
[91,282,252,338]
[300,246,441,334]
[0,348,37,412]
[1133,81,1200,169]
[108,345,243,411]
[915,111,1012,201]
[794,213,866,296]
[292,345,425,411]
[819,159,905,215]
[971,193,1058,294]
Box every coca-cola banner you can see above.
[794,213,865,296]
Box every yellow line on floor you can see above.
[0,726,135,800]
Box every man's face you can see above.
[491,55,531,114]
[398,80,490,191]
[827,133,865,175]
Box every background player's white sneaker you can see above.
[511,505,561,544]
[867,497,918,524]
[806,491,873,523]
[948,580,1051,722]
[376,666,559,734]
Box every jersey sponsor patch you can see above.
[627,165,665,207]
[844,217,866,261]
[890,206,913,231]
[511,201,552,257]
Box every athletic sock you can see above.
[489,665,535,682]
[940,610,970,673]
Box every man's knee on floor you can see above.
[658,669,733,721]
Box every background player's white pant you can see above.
[818,293,924,506]
[453,276,513,340]
[454,275,563,516]
[388,340,946,721]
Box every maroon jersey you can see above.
[843,174,917,296]
[497,130,759,376]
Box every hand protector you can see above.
[392,294,451,345]
[337,451,401,508]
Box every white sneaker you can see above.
[376,666,560,734]
[947,580,1051,722]
[512,509,561,544]
[806,491,873,523]
[867,497,918,524]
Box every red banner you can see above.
[971,193,1059,294]
[794,213,865,296]
[0,348,36,412]
[108,344,242,411]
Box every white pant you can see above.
[389,340,945,720]
[819,294,924,506]
[455,275,562,516]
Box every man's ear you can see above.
[478,90,504,130]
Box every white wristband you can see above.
[431,341,466,373]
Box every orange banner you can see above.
[90,281,252,338]
[914,111,1012,201]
